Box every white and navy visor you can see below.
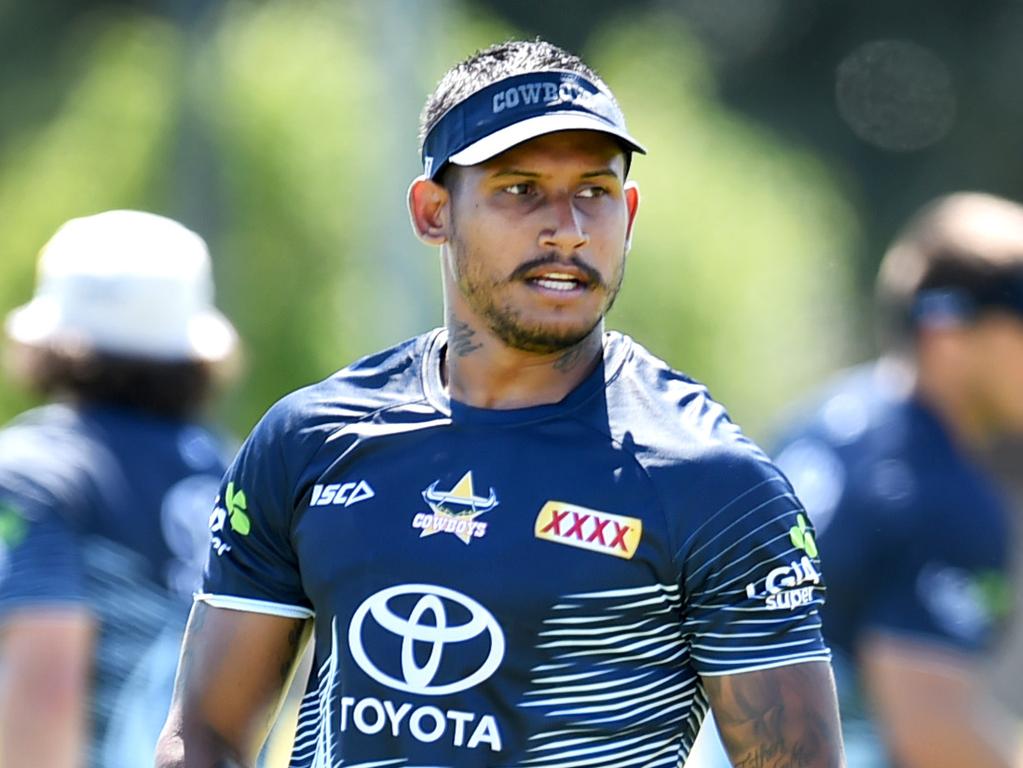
[422,70,646,180]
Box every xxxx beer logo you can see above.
[534,502,642,559]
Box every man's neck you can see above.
[441,321,605,410]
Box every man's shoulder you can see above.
[0,403,101,475]
[605,333,755,458]
[0,403,110,519]
[771,360,992,535]
[604,333,783,499]
[253,331,436,444]
[771,361,910,454]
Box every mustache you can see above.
[508,253,604,286]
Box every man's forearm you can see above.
[154,719,248,768]
[705,661,845,768]
[155,604,311,768]
[0,612,94,768]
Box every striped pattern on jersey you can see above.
[520,583,694,768]
[680,475,829,676]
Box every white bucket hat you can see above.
[5,210,237,362]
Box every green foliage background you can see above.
[0,1,860,441]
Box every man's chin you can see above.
[489,319,599,355]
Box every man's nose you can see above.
[539,196,589,256]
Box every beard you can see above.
[452,245,626,355]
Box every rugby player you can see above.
[0,211,237,767]
[157,39,845,767]
[773,192,1023,767]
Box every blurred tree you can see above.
[0,9,184,419]
[194,0,392,431]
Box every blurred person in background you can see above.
[0,210,238,767]
[158,38,844,768]
[769,192,1023,767]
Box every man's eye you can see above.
[503,183,533,195]
[577,186,608,199]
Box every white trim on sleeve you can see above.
[696,651,832,677]
[194,592,315,620]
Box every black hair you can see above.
[12,344,215,419]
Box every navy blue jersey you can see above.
[0,403,230,768]
[772,362,1012,765]
[203,330,830,768]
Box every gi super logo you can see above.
[412,471,498,544]
[744,556,822,610]
[744,517,822,611]
[534,501,642,559]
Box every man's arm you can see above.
[704,660,845,768]
[0,610,95,768]
[860,633,1020,768]
[155,601,312,768]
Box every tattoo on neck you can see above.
[450,320,482,357]
[553,345,586,373]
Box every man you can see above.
[772,192,1023,767]
[157,39,844,767]
[0,210,238,767]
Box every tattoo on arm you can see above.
[278,622,306,686]
[449,320,482,357]
[706,662,844,768]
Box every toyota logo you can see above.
[348,584,505,696]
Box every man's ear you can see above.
[624,181,640,251]
[408,176,451,245]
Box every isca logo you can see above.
[310,480,375,508]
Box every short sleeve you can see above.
[852,487,1009,653]
[787,437,1011,654]
[0,424,93,615]
[679,451,830,676]
[200,402,314,619]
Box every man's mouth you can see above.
[511,255,603,294]
[529,271,586,292]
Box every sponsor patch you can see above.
[310,480,375,508]
[534,501,641,559]
[209,480,250,556]
[744,555,822,611]
[224,481,250,535]
[346,584,505,752]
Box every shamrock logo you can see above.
[225,481,251,536]
[0,504,26,547]
[789,513,818,557]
